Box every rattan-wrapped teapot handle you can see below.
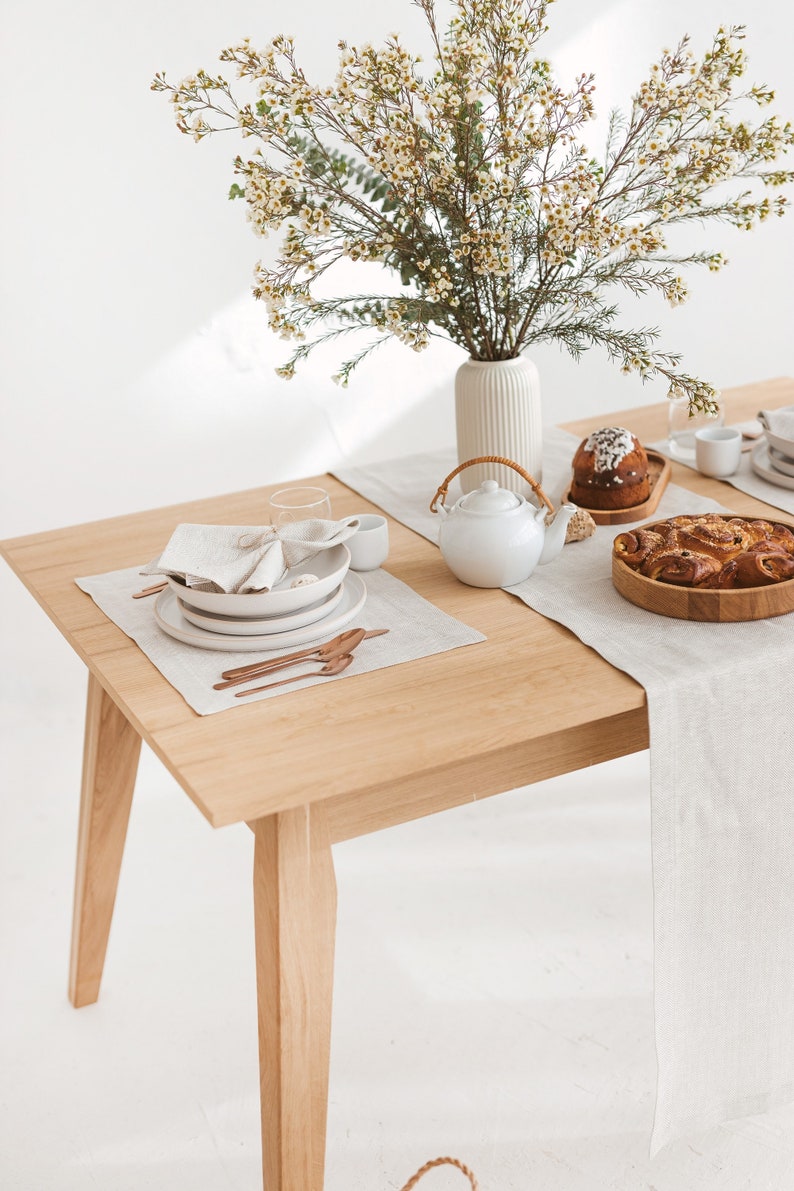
[430,455,554,514]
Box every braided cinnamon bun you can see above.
[612,513,794,591]
[723,518,772,550]
[675,519,746,561]
[640,549,722,586]
[767,522,794,551]
[726,550,794,587]
[613,529,666,567]
[698,566,741,589]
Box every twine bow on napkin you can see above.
[143,517,360,593]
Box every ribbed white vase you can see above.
[454,356,543,496]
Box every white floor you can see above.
[2,568,794,1191]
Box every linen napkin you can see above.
[142,517,359,593]
[759,405,794,440]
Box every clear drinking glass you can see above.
[667,395,724,460]
[268,486,332,527]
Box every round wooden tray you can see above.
[611,514,794,621]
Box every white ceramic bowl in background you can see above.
[177,582,345,636]
[769,444,794,478]
[765,429,794,458]
[750,440,794,491]
[760,406,794,459]
[166,544,350,617]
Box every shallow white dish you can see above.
[768,444,794,479]
[166,543,350,618]
[751,440,794,491]
[177,582,344,636]
[154,572,367,652]
[761,408,794,459]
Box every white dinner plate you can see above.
[177,581,345,636]
[154,572,367,652]
[751,440,794,491]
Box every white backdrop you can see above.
[1,0,793,539]
[1,8,793,1186]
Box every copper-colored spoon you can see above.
[214,628,366,690]
[234,652,354,697]
[219,627,368,681]
[216,627,388,688]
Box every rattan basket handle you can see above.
[398,1155,479,1191]
[430,455,554,515]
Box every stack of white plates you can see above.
[751,410,794,491]
[153,544,368,651]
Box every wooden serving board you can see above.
[564,450,671,525]
[611,514,794,621]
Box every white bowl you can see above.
[765,430,794,458]
[166,544,350,617]
[761,407,794,459]
[769,444,794,478]
[177,581,345,635]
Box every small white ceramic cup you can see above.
[346,514,389,571]
[694,426,742,478]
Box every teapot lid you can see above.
[458,478,522,513]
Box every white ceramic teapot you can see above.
[430,457,576,588]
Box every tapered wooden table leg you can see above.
[69,674,141,1008]
[250,803,337,1191]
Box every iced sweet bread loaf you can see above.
[570,427,650,510]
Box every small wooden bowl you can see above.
[564,450,671,526]
[611,514,794,622]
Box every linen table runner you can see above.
[76,566,484,716]
[334,427,794,1152]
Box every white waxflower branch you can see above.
[152,0,793,413]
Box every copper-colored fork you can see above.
[234,653,354,697]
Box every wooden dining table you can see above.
[1,375,791,1190]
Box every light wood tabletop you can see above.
[2,375,791,1191]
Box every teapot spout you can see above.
[538,503,577,565]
